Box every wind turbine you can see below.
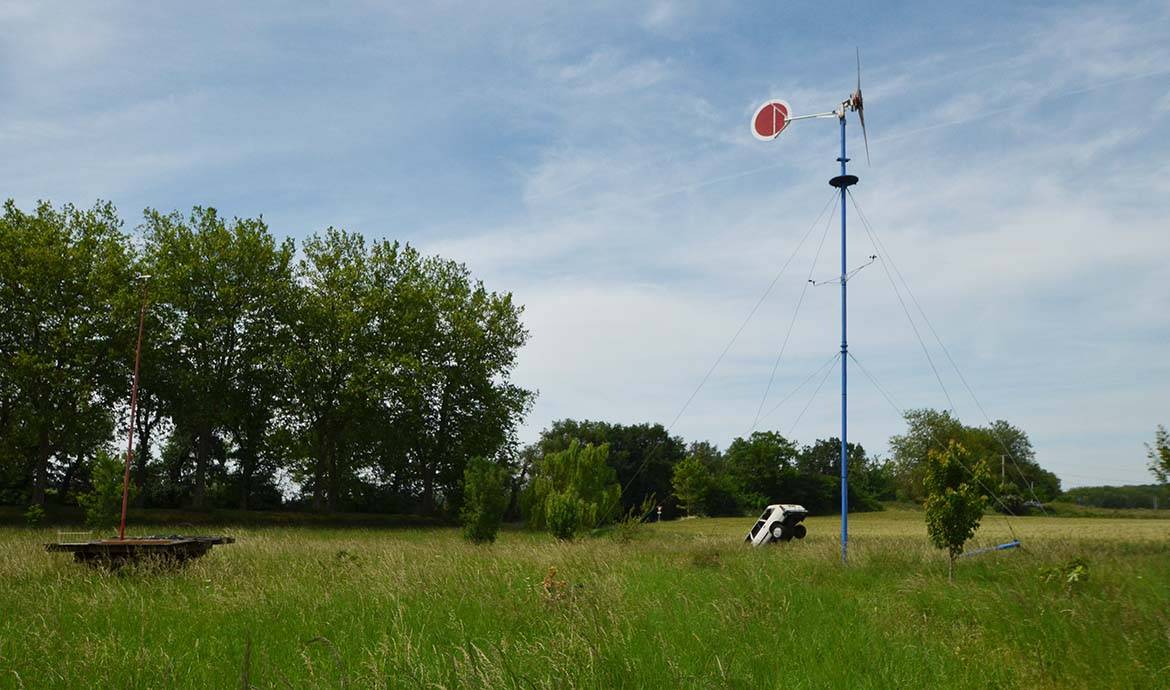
[751,51,869,564]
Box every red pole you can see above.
[119,282,148,540]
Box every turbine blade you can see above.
[856,47,870,165]
[859,106,870,165]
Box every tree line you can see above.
[0,199,1063,523]
[516,410,1060,524]
[0,200,532,515]
[479,410,1058,543]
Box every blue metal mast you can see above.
[829,110,858,564]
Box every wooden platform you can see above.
[45,535,235,566]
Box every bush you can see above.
[609,499,655,543]
[77,451,133,531]
[23,504,45,527]
[545,489,583,540]
[460,457,509,544]
[522,440,621,535]
[1042,557,1090,593]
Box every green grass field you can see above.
[1,509,1167,689]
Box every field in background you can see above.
[1,508,1167,689]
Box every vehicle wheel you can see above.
[793,524,807,539]
[770,524,790,542]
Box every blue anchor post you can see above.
[829,112,858,564]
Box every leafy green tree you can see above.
[1148,425,1170,485]
[891,410,1057,503]
[0,200,133,506]
[461,457,510,543]
[672,454,712,516]
[286,233,532,514]
[975,420,1059,501]
[724,431,799,509]
[370,243,533,514]
[889,409,967,502]
[522,440,620,534]
[285,229,374,511]
[794,437,886,510]
[142,207,295,509]
[682,441,743,516]
[531,419,684,519]
[686,441,722,470]
[923,442,990,580]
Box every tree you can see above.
[286,234,533,514]
[370,243,533,515]
[142,207,295,510]
[889,409,967,502]
[891,410,1058,504]
[795,437,886,511]
[530,419,685,519]
[461,457,510,543]
[724,431,799,509]
[923,441,990,581]
[522,440,620,536]
[1148,425,1170,485]
[0,200,133,506]
[672,454,712,516]
[285,229,374,512]
[683,441,743,516]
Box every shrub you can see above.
[1042,557,1090,593]
[609,498,656,543]
[545,489,582,540]
[460,457,509,544]
[77,451,133,531]
[23,504,45,527]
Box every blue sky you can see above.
[3,1,1168,488]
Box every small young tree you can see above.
[923,442,989,581]
[460,457,510,544]
[672,454,712,516]
[77,451,134,531]
[1148,425,1170,485]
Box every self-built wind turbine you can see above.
[751,50,869,563]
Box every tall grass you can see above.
[1,509,1167,688]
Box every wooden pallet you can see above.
[45,535,235,566]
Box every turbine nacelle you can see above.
[751,48,870,165]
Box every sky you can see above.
[2,1,1168,489]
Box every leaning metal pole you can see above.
[829,109,858,564]
[118,281,148,541]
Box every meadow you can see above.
[1,508,1167,689]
